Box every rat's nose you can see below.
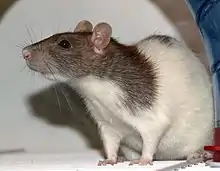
[22,49,31,60]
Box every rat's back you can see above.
[136,35,214,160]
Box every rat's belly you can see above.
[84,98,132,136]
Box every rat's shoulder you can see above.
[146,35,176,45]
[137,34,180,47]
[135,34,185,59]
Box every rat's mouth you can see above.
[25,61,69,82]
[26,61,51,75]
[27,64,42,73]
[28,65,48,75]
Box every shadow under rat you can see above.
[26,81,141,160]
[26,82,103,151]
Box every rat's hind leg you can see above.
[127,115,170,165]
[187,149,213,163]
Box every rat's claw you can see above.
[98,159,117,166]
[129,158,153,166]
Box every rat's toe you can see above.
[98,159,117,166]
[129,158,153,166]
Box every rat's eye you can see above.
[58,40,71,48]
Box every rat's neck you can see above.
[88,41,159,113]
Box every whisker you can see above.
[45,62,62,114]
[25,24,34,44]
[25,63,39,69]
[48,61,70,78]
[53,24,60,34]
[60,88,73,112]
[68,27,73,32]
[36,40,41,52]
[30,26,37,44]
[30,70,36,83]
[44,60,74,113]
[24,65,36,83]
[152,29,160,35]
[46,60,65,77]
[30,69,35,77]
[47,61,73,112]
[24,40,29,47]
[53,86,62,114]
[16,44,25,49]
[20,65,27,72]
[46,63,59,81]
[56,24,60,33]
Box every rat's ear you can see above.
[74,20,93,32]
[91,22,112,53]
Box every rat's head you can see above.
[22,20,113,81]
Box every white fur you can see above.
[136,38,214,160]
[68,37,214,162]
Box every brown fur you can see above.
[24,31,159,115]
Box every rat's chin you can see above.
[42,73,69,82]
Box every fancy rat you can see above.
[22,20,214,166]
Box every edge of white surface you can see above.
[0,152,185,170]
[206,160,220,168]
[0,152,214,171]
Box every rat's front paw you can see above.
[98,159,117,166]
[98,156,127,166]
[129,158,153,166]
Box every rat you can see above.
[22,20,214,166]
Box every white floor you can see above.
[0,151,215,171]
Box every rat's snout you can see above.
[22,46,56,76]
[22,49,32,60]
[22,47,42,73]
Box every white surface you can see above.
[206,160,220,168]
[0,153,216,171]
[0,0,181,153]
